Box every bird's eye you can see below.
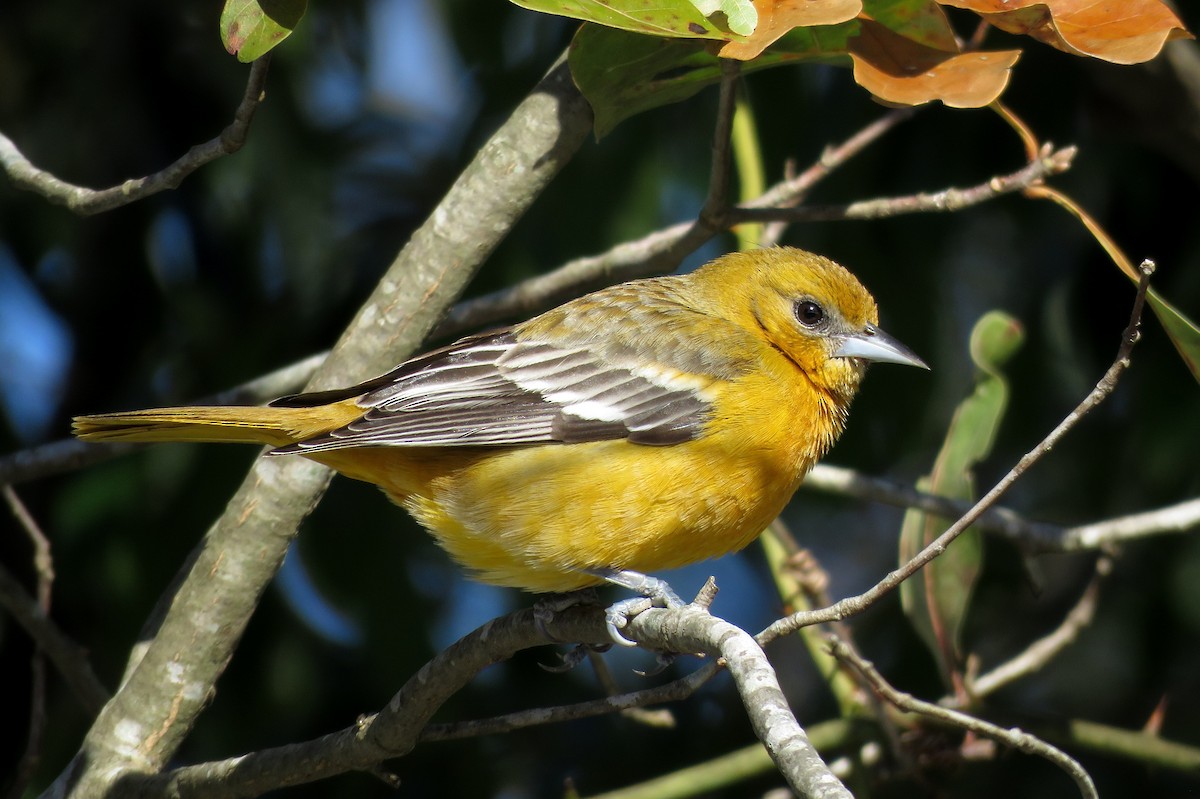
[794,300,825,328]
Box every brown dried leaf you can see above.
[719,0,861,59]
[939,0,1192,65]
[849,18,1019,107]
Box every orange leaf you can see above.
[849,18,1019,107]
[938,0,1192,65]
[719,0,861,60]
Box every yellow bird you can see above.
[75,248,925,637]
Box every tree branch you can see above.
[5,485,73,799]
[699,59,741,229]
[0,59,270,215]
[434,106,916,340]
[44,53,594,799]
[802,465,1200,551]
[830,637,1099,799]
[0,494,108,716]
[1055,496,1200,551]
[800,463,1064,541]
[964,556,1112,701]
[118,605,611,798]
[421,662,715,743]
[625,605,853,799]
[730,144,1077,225]
[113,594,857,798]
[105,597,847,798]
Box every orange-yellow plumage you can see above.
[74,248,925,594]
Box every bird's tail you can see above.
[72,404,356,449]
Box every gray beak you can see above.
[834,324,929,369]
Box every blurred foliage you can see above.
[899,310,1023,694]
[1,1,1199,797]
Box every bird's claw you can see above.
[634,651,679,677]
[589,569,688,648]
[604,596,654,647]
[540,643,608,673]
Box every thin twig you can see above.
[731,145,1076,224]
[1053,718,1200,774]
[700,59,741,229]
[759,260,1154,645]
[435,107,916,340]
[800,464,1063,541]
[4,486,53,799]
[0,488,108,716]
[422,663,716,743]
[803,465,1200,551]
[1057,498,1200,550]
[964,556,1112,701]
[763,524,910,769]
[0,59,270,214]
[752,107,915,211]
[830,637,1099,799]
[2,486,53,607]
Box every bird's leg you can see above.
[588,568,687,647]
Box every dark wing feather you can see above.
[272,330,717,454]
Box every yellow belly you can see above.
[414,440,799,592]
[311,368,838,593]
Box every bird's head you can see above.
[700,247,927,403]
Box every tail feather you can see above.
[73,403,360,448]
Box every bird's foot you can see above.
[532,589,615,671]
[532,588,601,642]
[540,643,610,673]
[587,568,687,648]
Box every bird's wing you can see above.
[270,329,722,453]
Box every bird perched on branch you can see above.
[75,247,925,641]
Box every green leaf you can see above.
[1148,288,1200,383]
[569,22,854,137]
[690,0,759,36]
[569,28,719,139]
[220,0,307,63]
[861,0,959,52]
[509,0,743,39]
[899,311,1024,690]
